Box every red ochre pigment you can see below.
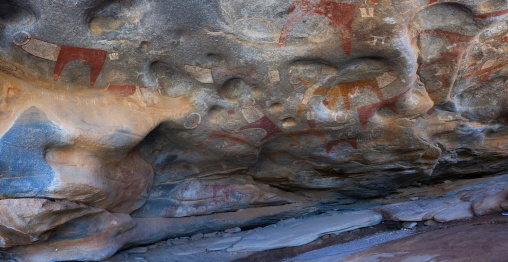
[54,46,108,86]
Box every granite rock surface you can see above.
[0,0,507,260]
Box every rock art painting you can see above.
[13,32,108,86]
[53,46,108,86]
[0,0,507,261]
[279,0,356,55]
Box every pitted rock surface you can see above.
[0,0,507,261]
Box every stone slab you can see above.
[227,210,382,252]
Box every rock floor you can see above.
[102,212,508,262]
[99,176,508,262]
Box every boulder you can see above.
[501,199,508,211]
[0,198,102,248]
[471,185,508,216]
[433,201,474,222]
[377,197,462,221]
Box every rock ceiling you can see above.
[0,0,506,261]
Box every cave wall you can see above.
[0,0,507,261]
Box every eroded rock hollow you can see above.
[0,0,507,261]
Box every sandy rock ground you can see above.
[337,213,508,262]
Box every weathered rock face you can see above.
[0,0,507,260]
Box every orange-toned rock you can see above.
[0,199,102,248]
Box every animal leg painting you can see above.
[14,33,108,86]
[338,76,384,110]
[357,89,410,128]
[54,46,108,86]
[239,107,283,143]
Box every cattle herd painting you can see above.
[0,0,507,261]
